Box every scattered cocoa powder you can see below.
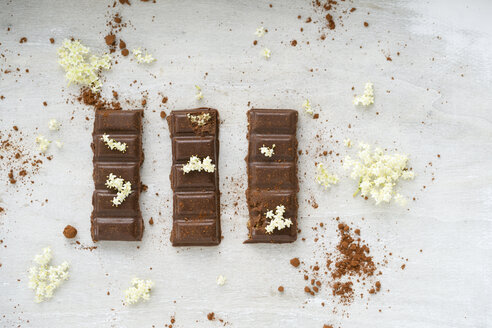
[19,37,27,44]
[162,96,168,103]
[49,38,55,44]
[119,40,126,49]
[105,34,116,46]
[121,48,129,56]
[77,88,122,111]
[278,286,284,292]
[207,312,215,321]
[119,0,131,5]
[291,40,297,47]
[149,217,154,225]
[364,22,369,27]
[160,111,166,119]
[63,225,77,239]
[290,257,300,267]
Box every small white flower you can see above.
[315,163,339,190]
[48,119,61,131]
[265,205,293,234]
[344,139,353,148]
[132,48,156,64]
[124,278,154,305]
[183,156,215,174]
[35,135,51,153]
[105,173,132,206]
[255,26,266,37]
[353,82,374,106]
[55,141,64,149]
[302,99,313,116]
[262,48,271,59]
[259,144,275,157]
[216,275,227,286]
[187,113,210,126]
[101,134,127,153]
[195,85,204,100]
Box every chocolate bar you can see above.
[167,108,221,246]
[245,109,299,243]
[91,110,144,241]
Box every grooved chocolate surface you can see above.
[91,110,144,241]
[167,108,221,246]
[245,109,299,243]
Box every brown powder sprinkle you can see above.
[49,38,55,44]
[63,225,77,239]
[160,111,167,119]
[290,257,300,268]
[149,217,154,225]
[364,22,369,27]
[19,37,27,44]
[278,286,284,292]
[291,40,298,47]
[207,312,215,321]
[121,48,129,56]
[105,34,116,46]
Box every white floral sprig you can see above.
[262,48,271,59]
[28,247,69,303]
[101,134,127,153]
[265,205,292,234]
[187,113,210,126]
[302,99,313,116]
[124,278,154,305]
[344,138,353,148]
[182,156,215,174]
[259,144,275,157]
[216,275,227,286]
[315,163,339,189]
[57,39,111,92]
[35,135,51,153]
[343,142,414,205]
[132,48,156,64]
[105,173,132,206]
[353,82,374,106]
[255,26,266,37]
[195,85,204,100]
[48,119,61,131]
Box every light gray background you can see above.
[0,0,491,327]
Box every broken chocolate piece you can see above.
[245,109,299,243]
[167,108,221,246]
[91,110,144,241]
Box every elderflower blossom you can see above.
[315,163,339,189]
[182,156,215,174]
[344,138,353,148]
[105,173,132,206]
[35,135,51,153]
[195,85,204,100]
[101,134,127,152]
[132,48,156,64]
[343,142,415,205]
[28,247,69,303]
[255,26,265,37]
[48,119,61,131]
[57,39,112,92]
[302,99,313,116]
[262,48,271,59]
[55,141,64,149]
[353,82,374,106]
[124,278,154,305]
[216,275,227,286]
[187,113,210,126]
[259,144,275,157]
[265,205,293,234]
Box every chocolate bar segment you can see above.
[167,108,221,246]
[91,110,144,241]
[245,109,298,243]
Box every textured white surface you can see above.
[0,0,491,327]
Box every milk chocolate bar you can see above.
[167,108,221,246]
[91,110,144,241]
[245,109,299,243]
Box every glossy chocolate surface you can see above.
[91,110,144,241]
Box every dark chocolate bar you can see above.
[91,110,144,241]
[167,108,221,246]
[245,109,299,243]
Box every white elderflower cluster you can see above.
[101,134,127,153]
[182,156,215,174]
[255,26,265,37]
[48,119,61,131]
[28,247,69,303]
[55,141,64,149]
[265,205,293,234]
[124,278,154,305]
[195,85,204,100]
[216,275,227,286]
[262,48,271,59]
[187,113,210,126]
[35,135,51,153]
[343,142,415,205]
[259,144,275,157]
[302,99,313,116]
[132,48,156,64]
[344,138,353,148]
[353,82,374,106]
[57,39,112,92]
[315,163,339,190]
[105,173,132,206]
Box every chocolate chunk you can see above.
[245,109,299,243]
[167,108,221,246]
[91,110,144,241]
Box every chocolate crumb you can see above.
[278,286,284,292]
[290,257,300,267]
[19,37,27,44]
[160,111,167,119]
[105,34,116,46]
[291,40,297,47]
[207,312,215,321]
[149,217,154,225]
[121,48,129,56]
[63,225,77,239]
[364,22,369,27]
[162,97,168,103]
[119,40,126,49]
[49,38,55,44]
